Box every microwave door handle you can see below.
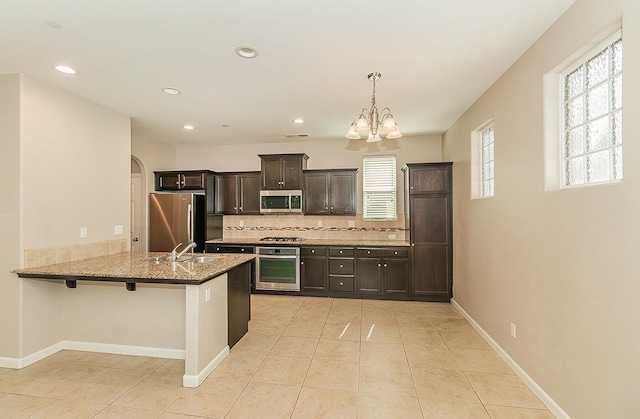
[289,192,292,211]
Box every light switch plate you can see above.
[239,220,244,227]
[114,225,124,235]
[80,227,88,238]
[317,220,323,227]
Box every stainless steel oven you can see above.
[255,247,300,291]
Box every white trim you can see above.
[63,340,184,360]
[182,345,229,388]
[451,298,571,419]
[0,340,184,370]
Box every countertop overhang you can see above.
[13,252,256,285]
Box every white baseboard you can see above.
[0,341,185,370]
[183,346,229,388]
[0,341,65,369]
[62,341,185,360]
[450,298,570,419]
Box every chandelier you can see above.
[345,72,402,142]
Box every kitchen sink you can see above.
[149,255,221,263]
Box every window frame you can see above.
[362,154,397,221]
[470,118,495,199]
[559,31,623,188]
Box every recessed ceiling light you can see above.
[162,87,181,95]
[183,125,195,130]
[45,20,62,29]
[235,46,259,59]
[54,65,77,75]
[293,118,305,124]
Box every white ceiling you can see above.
[0,0,574,146]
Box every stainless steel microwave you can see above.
[260,190,303,213]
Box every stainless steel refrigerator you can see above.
[149,193,206,252]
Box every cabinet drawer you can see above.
[206,245,254,254]
[329,247,354,257]
[329,258,354,275]
[301,246,327,257]
[357,248,409,258]
[329,276,354,292]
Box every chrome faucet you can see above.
[172,242,197,261]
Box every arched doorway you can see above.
[131,157,146,252]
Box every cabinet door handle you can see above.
[394,251,398,255]
[378,263,381,267]
[216,247,220,251]
[241,249,245,252]
[311,250,315,253]
[367,250,371,254]
[340,282,344,286]
[384,264,388,267]
[339,264,343,268]
[339,250,343,254]
[301,261,304,265]
[330,206,334,210]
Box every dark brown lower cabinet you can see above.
[356,248,409,295]
[356,258,382,293]
[228,262,251,348]
[301,246,327,292]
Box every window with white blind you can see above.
[363,155,397,220]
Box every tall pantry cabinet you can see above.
[402,163,453,301]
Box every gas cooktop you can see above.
[259,236,304,242]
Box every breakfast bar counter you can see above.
[13,252,255,388]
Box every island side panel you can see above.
[62,281,186,355]
[183,273,229,387]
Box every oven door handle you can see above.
[257,254,299,260]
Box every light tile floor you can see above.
[0,295,555,418]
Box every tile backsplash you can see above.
[24,238,128,268]
[223,215,408,241]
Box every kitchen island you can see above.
[13,252,255,388]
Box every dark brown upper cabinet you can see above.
[259,153,308,190]
[155,170,214,191]
[304,169,357,215]
[215,172,261,215]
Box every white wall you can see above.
[0,74,22,358]
[3,75,132,358]
[443,0,639,417]
[176,135,442,215]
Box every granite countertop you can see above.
[13,252,256,285]
[206,238,410,247]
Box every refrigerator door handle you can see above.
[187,203,193,243]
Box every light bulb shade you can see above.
[386,128,403,139]
[381,114,397,133]
[355,115,370,132]
[366,132,383,143]
[345,123,361,139]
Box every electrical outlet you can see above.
[80,227,88,238]
[317,220,323,227]
[388,234,396,239]
[205,287,211,302]
[510,322,517,338]
[239,220,244,227]
[114,225,124,235]
[348,220,355,228]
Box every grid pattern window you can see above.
[480,123,495,197]
[562,34,622,186]
[363,155,397,220]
